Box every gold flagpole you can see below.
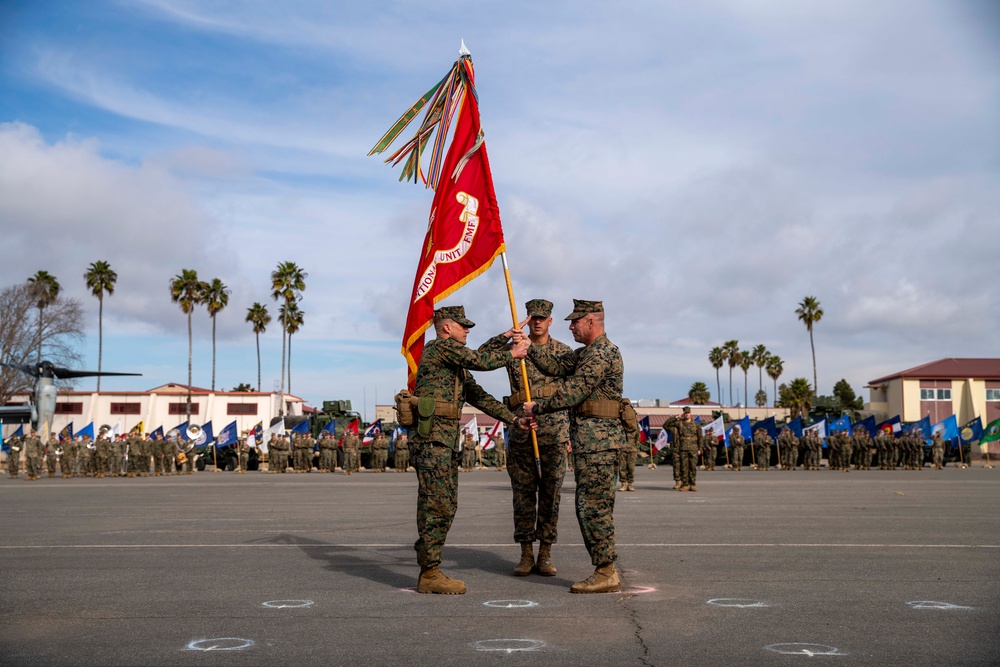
[500,252,541,477]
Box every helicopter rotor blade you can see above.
[50,368,142,380]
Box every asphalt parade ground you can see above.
[2,465,998,666]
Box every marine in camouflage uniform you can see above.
[45,434,59,478]
[411,305,526,595]
[778,427,797,470]
[61,436,78,478]
[729,425,745,471]
[853,429,873,470]
[318,434,337,472]
[480,298,572,576]
[96,434,112,478]
[702,427,717,471]
[372,433,389,471]
[394,433,409,472]
[669,408,702,490]
[342,431,359,474]
[524,299,624,594]
[931,433,946,469]
[618,429,638,491]
[753,429,772,470]
[24,432,44,480]
[7,436,22,478]
[460,431,476,471]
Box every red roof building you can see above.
[866,358,1000,424]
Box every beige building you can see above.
[2,383,306,440]
[866,358,1000,424]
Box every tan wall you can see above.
[901,379,922,421]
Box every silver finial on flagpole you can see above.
[459,39,471,57]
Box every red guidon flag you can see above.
[369,47,506,389]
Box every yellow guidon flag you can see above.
[130,421,144,435]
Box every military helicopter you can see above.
[0,360,141,445]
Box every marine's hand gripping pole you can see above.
[500,252,542,478]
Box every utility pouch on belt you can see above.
[619,398,639,438]
[416,396,436,437]
[507,385,557,410]
[394,389,417,428]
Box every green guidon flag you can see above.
[981,418,1000,445]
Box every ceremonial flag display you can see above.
[878,415,902,437]
[803,419,827,440]
[854,415,877,439]
[960,416,983,444]
[77,422,94,440]
[481,421,504,450]
[638,416,651,443]
[59,422,74,441]
[390,425,407,452]
[980,417,1000,445]
[261,420,285,453]
[460,415,479,451]
[172,421,189,441]
[752,416,777,441]
[362,419,383,446]
[786,416,803,439]
[321,419,336,435]
[194,422,214,447]
[828,415,851,433]
[130,421,144,435]
[905,416,932,441]
[149,426,164,440]
[653,427,670,454]
[370,45,507,389]
[701,415,725,442]
[931,415,959,443]
[246,422,263,448]
[290,420,310,436]
[2,425,23,452]
[726,416,751,446]
[339,418,359,448]
[215,420,238,449]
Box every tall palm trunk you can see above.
[287,333,292,396]
[728,368,734,408]
[186,311,193,419]
[97,296,104,392]
[37,306,43,363]
[255,332,261,392]
[211,314,217,391]
[278,324,287,416]
[809,329,818,394]
[744,374,749,416]
[715,369,721,410]
[773,378,778,408]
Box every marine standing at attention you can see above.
[411,305,527,595]
[480,298,573,577]
[522,300,626,594]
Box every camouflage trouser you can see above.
[672,447,681,482]
[757,446,770,470]
[508,440,566,545]
[461,448,476,470]
[46,453,58,475]
[374,450,388,471]
[7,451,20,476]
[678,449,697,486]
[26,455,42,478]
[395,450,409,471]
[344,450,358,472]
[703,445,715,470]
[787,446,798,469]
[319,449,336,471]
[574,450,618,566]
[413,443,460,569]
[731,445,744,470]
[932,448,944,467]
[616,449,636,485]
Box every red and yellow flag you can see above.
[371,52,506,389]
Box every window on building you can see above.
[936,389,951,401]
[227,403,258,416]
[54,402,83,414]
[168,403,200,415]
[987,389,1000,401]
[920,389,935,400]
[109,402,141,415]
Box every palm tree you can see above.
[84,261,117,392]
[723,340,741,407]
[796,296,824,395]
[739,350,752,414]
[708,347,725,408]
[271,261,307,415]
[778,377,814,419]
[280,300,304,396]
[200,278,231,391]
[752,344,769,395]
[245,303,271,391]
[169,269,205,419]
[688,381,710,405]
[27,270,61,363]
[766,354,784,408]
[755,389,768,408]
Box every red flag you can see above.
[399,59,506,389]
[337,417,359,448]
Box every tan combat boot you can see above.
[673,481,682,489]
[619,481,627,492]
[513,543,535,576]
[536,543,556,576]
[688,485,697,492]
[570,562,620,594]
[417,567,466,594]
[626,483,635,492]
[678,485,689,492]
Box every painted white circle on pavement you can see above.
[262,599,314,608]
[708,598,768,608]
[483,600,538,608]
[906,600,974,610]
[186,638,254,651]
[764,643,844,656]
[473,639,546,653]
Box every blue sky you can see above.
[2,0,999,418]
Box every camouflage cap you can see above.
[564,299,604,321]
[682,406,691,414]
[435,305,475,328]
[525,298,553,318]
